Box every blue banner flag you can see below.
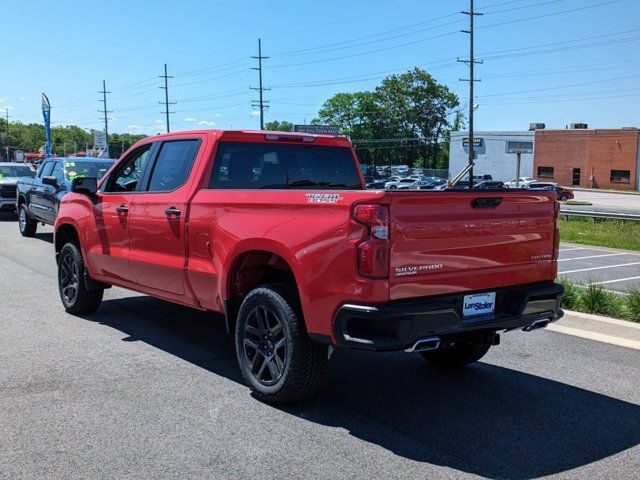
[41,93,51,156]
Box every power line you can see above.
[250,39,270,130]
[159,63,176,133]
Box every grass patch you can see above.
[559,217,640,251]
[559,278,640,323]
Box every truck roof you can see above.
[149,129,352,147]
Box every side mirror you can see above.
[71,177,98,195]
[42,175,58,187]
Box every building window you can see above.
[537,166,554,178]
[610,170,631,183]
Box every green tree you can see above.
[265,120,294,132]
[314,68,459,172]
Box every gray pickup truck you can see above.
[0,163,36,212]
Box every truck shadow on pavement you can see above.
[94,296,640,480]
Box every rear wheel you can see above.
[18,204,37,237]
[559,194,568,201]
[235,283,327,404]
[420,342,491,367]
[58,242,103,315]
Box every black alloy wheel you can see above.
[241,305,288,386]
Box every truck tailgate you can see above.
[389,190,556,301]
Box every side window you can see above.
[51,163,64,183]
[39,162,54,179]
[103,145,152,193]
[145,140,199,192]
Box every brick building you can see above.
[533,128,640,190]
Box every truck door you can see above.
[40,161,66,224]
[87,143,155,283]
[29,161,54,221]
[128,138,201,295]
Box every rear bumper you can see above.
[333,282,564,351]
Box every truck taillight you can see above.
[354,204,389,278]
[553,200,560,261]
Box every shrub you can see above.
[559,278,579,310]
[577,283,626,317]
[625,287,640,323]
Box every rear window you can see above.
[208,141,362,190]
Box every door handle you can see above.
[116,205,129,215]
[165,207,181,218]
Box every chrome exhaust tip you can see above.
[405,336,441,353]
[523,318,550,332]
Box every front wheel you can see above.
[235,283,327,404]
[18,204,37,237]
[58,242,103,315]
[420,342,491,367]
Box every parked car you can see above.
[366,179,387,189]
[475,180,506,189]
[0,163,36,211]
[385,177,417,189]
[17,157,114,236]
[53,129,562,404]
[527,182,574,201]
[504,177,535,188]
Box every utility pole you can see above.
[4,108,10,161]
[459,0,483,189]
[98,80,112,148]
[251,38,270,130]
[159,63,175,133]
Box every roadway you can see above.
[1,215,639,479]
[571,189,640,214]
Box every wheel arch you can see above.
[55,223,81,262]
[223,245,302,334]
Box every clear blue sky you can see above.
[2,0,639,135]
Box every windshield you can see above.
[64,161,113,180]
[0,165,36,178]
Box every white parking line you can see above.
[591,275,640,286]
[560,245,640,256]
[558,253,628,262]
[559,261,640,275]
[558,247,586,252]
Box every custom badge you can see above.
[305,193,343,204]
[394,264,444,277]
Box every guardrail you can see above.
[559,209,640,221]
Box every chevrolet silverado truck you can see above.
[54,130,563,403]
[0,162,36,211]
[17,157,113,236]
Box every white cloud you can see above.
[0,97,6,103]
[250,111,260,117]
[154,119,164,124]
[184,117,197,122]
[19,97,26,101]
[199,120,216,127]
[127,124,143,130]
[214,113,222,118]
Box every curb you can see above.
[562,309,640,330]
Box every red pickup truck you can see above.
[54,130,563,403]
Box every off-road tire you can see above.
[235,283,328,404]
[58,242,103,315]
[18,204,37,237]
[420,342,491,367]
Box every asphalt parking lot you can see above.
[558,243,640,293]
[1,213,639,479]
